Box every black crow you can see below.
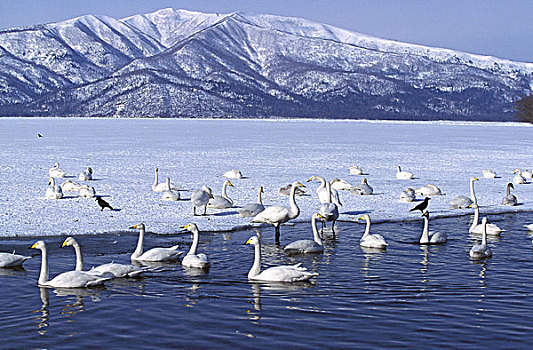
[95,196,113,211]
[410,197,430,212]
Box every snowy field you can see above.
[0,117,531,238]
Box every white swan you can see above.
[152,167,179,192]
[31,241,109,288]
[319,181,339,232]
[279,184,305,196]
[129,223,182,262]
[330,178,353,191]
[62,237,144,278]
[482,169,497,178]
[522,169,533,179]
[78,167,93,181]
[61,180,81,192]
[349,165,363,175]
[513,169,527,185]
[359,214,388,249]
[79,185,96,198]
[208,180,234,209]
[45,177,63,199]
[420,211,447,244]
[469,204,504,235]
[239,186,265,217]
[502,182,517,206]
[307,176,342,206]
[244,236,318,282]
[416,184,441,196]
[49,162,66,178]
[222,169,243,179]
[0,251,31,268]
[450,177,478,209]
[252,181,305,243]
[284,213,324,254]
[161,177,180,201]
[469,217,492,259]
[181,223,210,269]
[396,166,414,180]
[191,185,214,216]
[350,177,373,195]
[400,188,416,202]
[525,224,533,231]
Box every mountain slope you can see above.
[0,8,531,120]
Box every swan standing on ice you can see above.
[468,204,504,235]
[350,178,373,195]
[239,186,265,217]
[416,184,441,196]
[191,185,214,216]
[181,223,210,269]
[349,165,363,175]
[252,181,305,244]
[419,211,447,244]
[450,177,478,209]
[222,169,243,179]
[482,169,497,178]
[129,223,182,262]
[49,162,66,178]
[62,237,144,278]
[78,167,93,181]
[161,177,180,201]
[31,241,109,288]
[400,188,416,202]
[359,214,388,249]
[152,167,179,192]
[469,217,492,259]
[46,177,63,199]
[244,236,318,282]
[502,183,518,206]
[208,180,234,209]
[396,166,414,180]
[513,169,527,185]
[308,176,342,206]
[284,213,324,254]
[61,180,81,192]
[79,185,96,198]
[0,251,31,268]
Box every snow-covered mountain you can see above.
[1,8,532,121]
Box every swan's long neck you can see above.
[288,182,300,219]
[257,188,263,205]
[507,184,512,196]
[72,241,84,271]
[326,181,333,203]
[420,216,429,244]
[470,179,477,205]
[188,227,199,255]
[38,246,49,286]
[317,177,326,192]
[362,217,371,238]
[248,242,262,278]
[471,206,480,230]
[153,168,159,188]
[133,227,145,258]
[166,177,171,191]
[311,215,323,245]
[482,221,488,246]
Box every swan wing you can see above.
[182,254,210,269]
[449,195,473,209]
[360,234,388,248]
[254,265,318,282]
[47,271,109,288]
[0,252,30,268]
[208,196,232,208]
[284,240,323,253]
[252,206,290,224]
[90,263,144,278]
[239,203,265,217]
[137,247,183,262]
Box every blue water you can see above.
[1,212,533,349]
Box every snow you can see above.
[0,118,531,238]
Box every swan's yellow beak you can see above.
[297,181,306,187]
[243,238,252,245]
[183,224,190,229]
[473,177,479,181]
[129,224,138,229]
[306,177,314,182]
[61,240,68,247]
[228,181,234,187]
[317,213,324,219]
[30,242,38,249]
[358,216,365,221]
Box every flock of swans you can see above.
[1,162,532,287]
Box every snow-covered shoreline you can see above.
[1,118,531,238]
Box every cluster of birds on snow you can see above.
[2,164,532,286]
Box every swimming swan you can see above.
[359,214,388,249]
[31,240,109,288]
[420,211,447,244]
[46,177,63,199]
[208,180,234,209]
[502,182,517,206]
[252,181,305,243]
[239,186,265,217]
[161,177,180,201]
[307,176,342,206]
[450,177,478,209]
[396,166,414,180]
[284,213,324,254]
[469,204,504,235]
[181,223,210,269]
[400,188,416,202]
[129,223,182,262]
[62,237,144,278]
[49,162,66,178]
[469,217,492,259]
[244,235,318,282]
[0,251,31,268]
[153,167,179,192]
[222,169,243,179]
[191,185,214,216]
[78,167,93,181]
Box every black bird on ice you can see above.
[95,196,113,211]
[410,197,430,212]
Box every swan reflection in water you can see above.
[31,287,50,335]
[360,246,386,279]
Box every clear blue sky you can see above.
[1,0,531,62]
